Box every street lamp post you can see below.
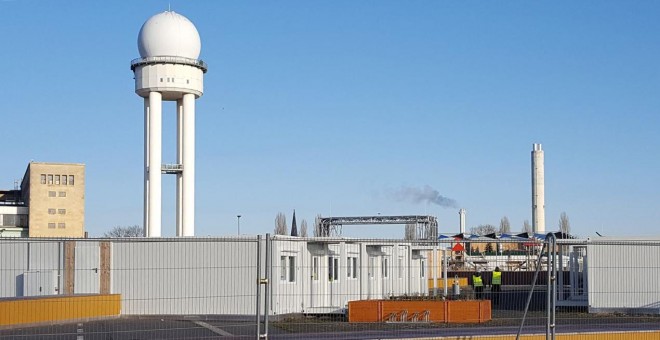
[237,215,241,235]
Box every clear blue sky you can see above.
[2,1,659,238]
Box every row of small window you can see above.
[40,174,75,186]
[48,222,66,229]
[291,256,355,283]
[160,77,190,84]
[48,209,66,215]
[280,256,426,283]
[48,191,67,197]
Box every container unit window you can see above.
[368,257,375,279]
[420,260,425,278]
[347,256,358,279]
[328,257,339,282]
[312,257,319,281]
[398,257,404,279]
[288,256,296,282]
[280,255,296,282]
[382,257,389,278]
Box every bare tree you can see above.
[522,220,531,234]
[499,216,511,234]
[275,212,288,235]
[404,223,416,240]
[559,212,571,235]
[300,219,308,237]
[104,225,143,237]
[470,224,496,236]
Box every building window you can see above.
[48,191,56,197]
[383,257,389,278]
[59,191,66,197]
[17,214,28,227]
[47,174,53,185]
[347,256,358,279]
[3,215,28,227]
[40,174,46,184]
[58,209,66,215]
[160,78,163,82]
[69,175,74,185]
[54,175,60,185]
[280,255,296,282]
[328,257,339,282]
[58,223,65,229]
[2,215,15,226]
[312,257,319,281]
[62,175,67,185]
[48,209,56,215]
[48,223,56,229]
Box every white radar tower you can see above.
[131,11,208,237]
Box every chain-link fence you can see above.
[0,235,659,339]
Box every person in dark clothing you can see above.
[491,266,502,305]
[472,270,484,300]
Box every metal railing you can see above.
[130,56,208,72]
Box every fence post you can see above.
[256,235,262,339]
[263,234,271,339]
[546,236,551,339]
[548,233,557,340]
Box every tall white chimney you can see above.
[532,143,545,234]
[459,208,466,234]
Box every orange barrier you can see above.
[0,294,120,327]
[348,299,490,323]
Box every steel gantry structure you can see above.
[314,215,438,239]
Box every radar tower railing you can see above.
[130,56,208,72]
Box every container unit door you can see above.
[328,256,341,307]
[381,256,392,298]
[310,256,320,308]
[367,256,380,299]
[75,243,100,294]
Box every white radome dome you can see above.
[138,11,201,59]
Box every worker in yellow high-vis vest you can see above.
[472,271,484,299]
[491,266,502,305]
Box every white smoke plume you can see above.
[392,185,457,208]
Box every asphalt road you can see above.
[1,315,659,340]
